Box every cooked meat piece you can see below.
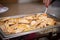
[0,13,57,34]
[47,18,56,25]
[15,28,24,33]
[0,17,10,21]
[42,13,48,16]
[30,21,37,26]
[19,19,30,24]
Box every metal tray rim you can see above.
[0,13,60,39]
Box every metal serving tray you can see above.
[0,13,60,39]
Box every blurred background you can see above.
[0,0,60,18]
[0,0,42,3]
[0,0,44,17]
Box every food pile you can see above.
[0,13,56,34]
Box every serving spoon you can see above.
[44,7,48,13]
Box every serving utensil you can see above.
[44,7,48,13]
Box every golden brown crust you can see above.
[0,13,56,34]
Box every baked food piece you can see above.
[0,13,56,34]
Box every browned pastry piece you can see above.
[0,13,57,34]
